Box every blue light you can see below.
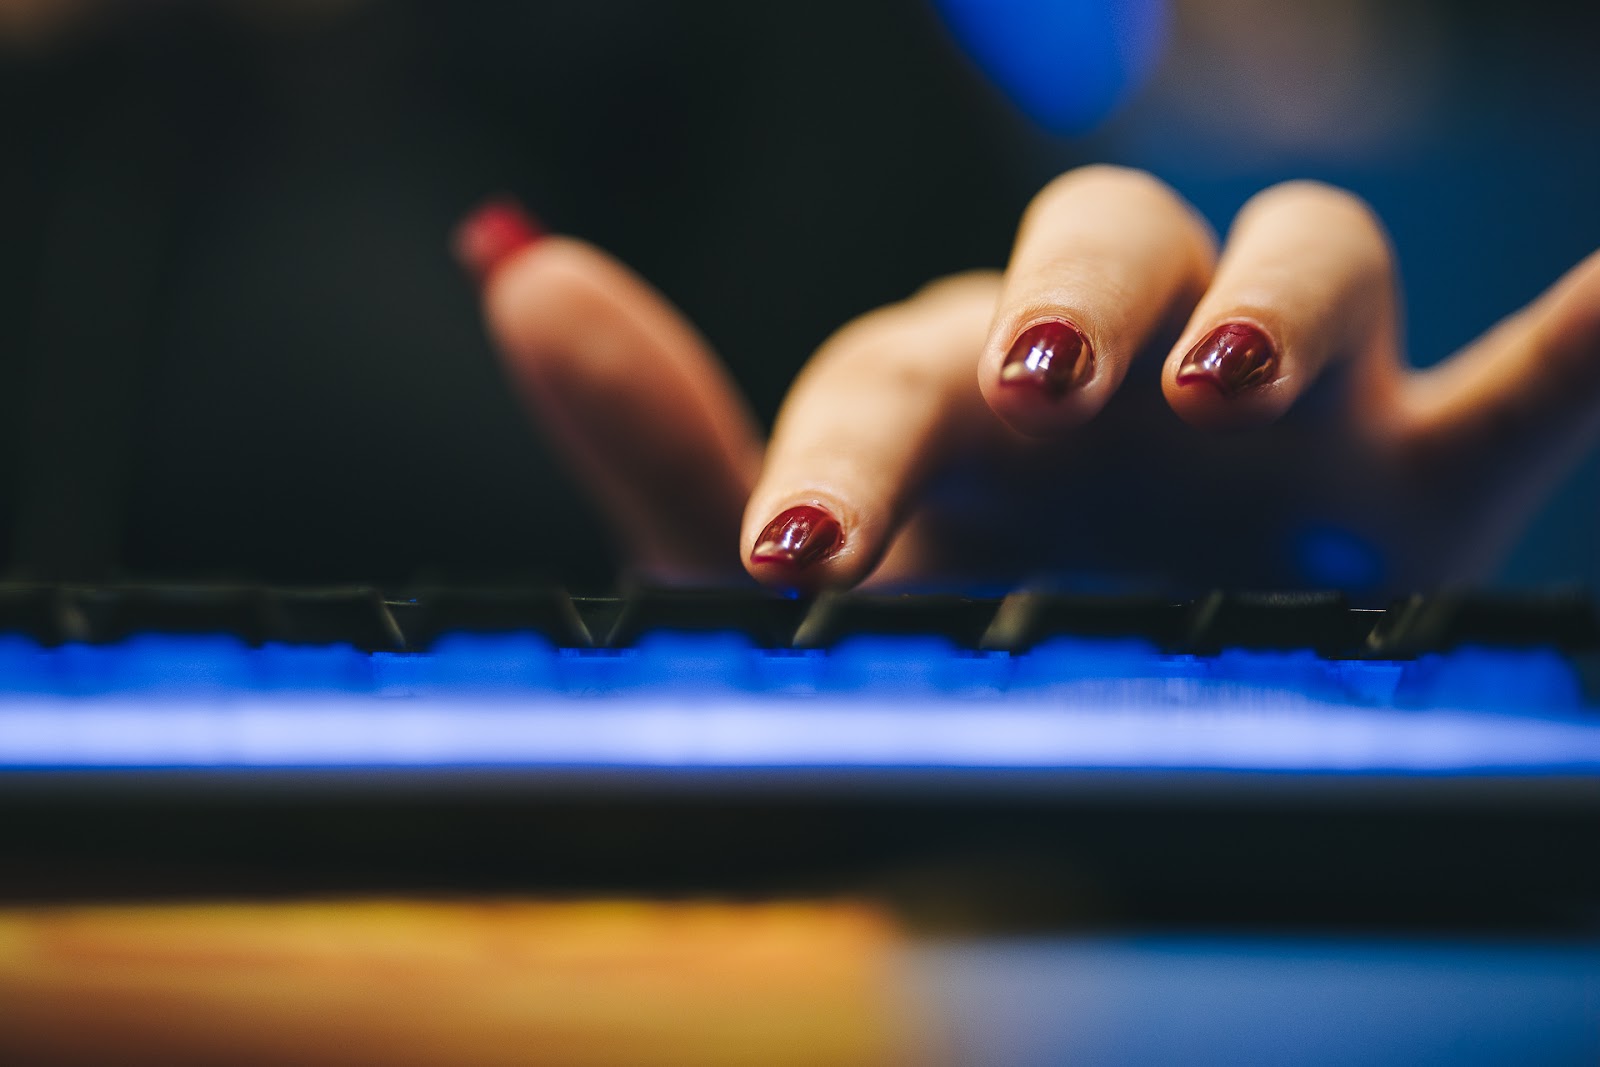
[933,0,1170,135]
[0,631,1593,774]
[913,936,1600,1066]
[1295,523,1387,589]
[1,693,1598,773]
[1395,646,1583,711]
[824,636,1008,695]
[422,633,558,691]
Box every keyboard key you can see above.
[1371,591,1600,657]
[605,588,807,649]
[400,587,590,649]
[982,593,1186,652]
[794,593,1002,650]
[1180,591,1376,656]
[266,588,404,651]
[81,585,271,646]
[0,585,79,645]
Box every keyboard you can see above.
[2,583,1598,930]
[0,583,1596,773]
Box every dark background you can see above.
[2,0,1597,592]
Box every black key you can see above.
[1371,591,1600,658]
[0,585,79,645]
[84,585,272,645]
[400,587,590,649]
[982,593,1187,652]
[265,587,405,651]
[1180,590,1375,656]
[604,587,807,649]
[794,593,1002,650]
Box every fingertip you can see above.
[978,319,1106,438]
[1162,378,1282,431]
[743,501,872,594]
[744,503,845,593]
[452,196,547,285]
[1162,321,1292,431]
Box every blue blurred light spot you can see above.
[1398,647,1583,712]
[1012,637,1165,688]
[1295,524,1386,589]
[0,623,1595,773]
[933,0,1170,135]
[0,636,62,694]
[634,631,758,691]
[826,635,963,692]
[63,636,258,694]
[425,632,558,690]
[256,642,375,692]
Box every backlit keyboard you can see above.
[4,584,1598,929]
[0,584,1596,776]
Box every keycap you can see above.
[794,593,1002,650]
[981,592,1187,652]
[265,587,405,651]
[81,585,271,646]
[0,584,79,645]
[399,587,590,649]
[1371,591,1600,658]
[604,587,807,649]
[1180,591,1376,656]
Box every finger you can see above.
[743,272,1003,592]
[1401,247,1600,500]
[979,165,1216,437]
[1162,181,1400,430]
[456,198,763,584]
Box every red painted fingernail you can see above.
[999,320,1094,398]
[1175,322,1279,397]
[751,505,843,569]
[453,196,546,284]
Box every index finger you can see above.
[742,273,1004,592]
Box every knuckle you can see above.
[812,309,946,394]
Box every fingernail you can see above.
[751,505,843,569]
[1175,322,1279,397]
[453,196,546,284]
[999,320,1094,398]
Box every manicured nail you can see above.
[452,196,546,284]
[751,505,842,569]
[999,320,1094,397]
[1175,322,1279,397]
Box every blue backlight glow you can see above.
[0,632,1594,775]
[934,0,1170,134]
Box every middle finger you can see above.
[978,165,1217,437]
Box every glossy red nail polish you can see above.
[751,505,842,569]
[1175,323,1279,397]
[453,196,546,284]
[999,320,1094,398]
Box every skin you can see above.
[474,166,1600,597]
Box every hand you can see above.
[459,167,1600,595]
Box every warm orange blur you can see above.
[0,898,917,1067]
